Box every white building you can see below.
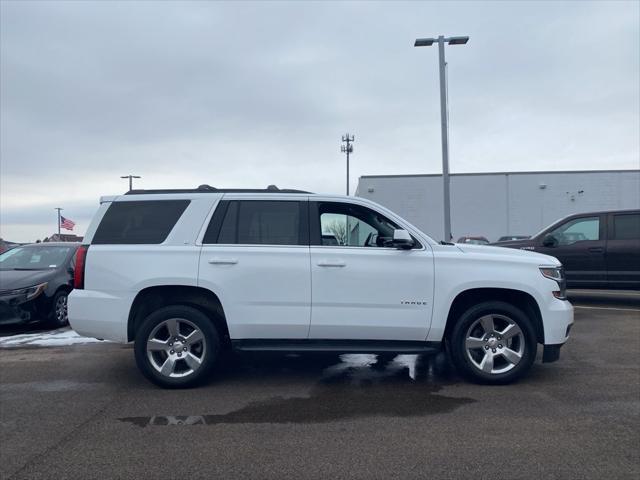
[355,169,640,242]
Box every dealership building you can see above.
[355,169,640,242]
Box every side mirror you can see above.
[392,229,414,250]
[542,235,558,247]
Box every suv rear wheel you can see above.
[449,301,537,384]
[134,305,220,388]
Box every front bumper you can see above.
[542,297,574,345]
[0,297,46,326]
[539,297,574,363]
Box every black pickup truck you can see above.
[493,209,640,290]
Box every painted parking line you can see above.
[573,305,640,312]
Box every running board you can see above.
[232,339,442,354]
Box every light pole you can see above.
[414,35,469,241]
[120,175,141,191]
[341,134,354,195]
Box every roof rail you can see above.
[124,185,313,195]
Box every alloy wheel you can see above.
[464,314,525,375]
[55,294,68,325]
[146,318,207,379]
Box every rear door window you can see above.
[92,200,190,244]
[203,200,307,246]
[611,213,640,240]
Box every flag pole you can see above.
[55,208,63,236]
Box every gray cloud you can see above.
[1,0,638,242]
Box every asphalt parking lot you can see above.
[1,291,638,480]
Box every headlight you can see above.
[24,283,48,300]
[540,266,566,300]
[540,266,563,281]
[0,282,48,301]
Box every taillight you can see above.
[74,245,89,289]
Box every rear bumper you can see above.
[68,289,131,342]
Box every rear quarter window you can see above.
[92,200,190,244]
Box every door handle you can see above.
[317,260,346,267]
[208,258,238,265]
[587,247,604,253]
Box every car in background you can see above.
[493,209,640,290]
[0,242,79,327]
[498,235,530,242]
[457,236,490,245]
[0,240,21,254]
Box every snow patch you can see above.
[322,353,419,382]
[339,353,378,367]
[0,329,105,348]
[338,353,418,379]
[393,355,418,380]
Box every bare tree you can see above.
[325,220,348,246]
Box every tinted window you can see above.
[217,201,238,244]
[548,216,599,246]
[612,214,640,240]
[92,200,189,244]
[204,201,304,245]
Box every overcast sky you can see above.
[1,0,639,242]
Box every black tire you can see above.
[449,301,537,385]
[46,290,69,328]
[134,305,220,389]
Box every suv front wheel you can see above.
[134,305,220,388]
[449,301,537,384]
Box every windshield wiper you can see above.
[9,267,47,271]
[440,240,455,246]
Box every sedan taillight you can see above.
[74,245,89,289]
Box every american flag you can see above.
[60,216,75,231]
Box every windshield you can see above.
[499,236,529,241]
[0,245,74,270]
[458,238,489,245]
[466,239,489,245]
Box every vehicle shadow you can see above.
[120,352,477,426]
[219,350,459,385]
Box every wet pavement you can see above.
[119,353,475,427]
[0,293,638,479]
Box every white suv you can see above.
[69,185,573,388]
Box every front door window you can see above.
[548,217,600,246]
[317,202,404,248]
